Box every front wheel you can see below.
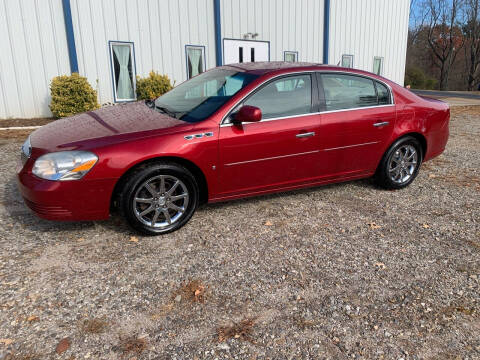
[375,136,423,190]
[120,163,199,235]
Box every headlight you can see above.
[32,151,98,181]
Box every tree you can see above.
[463,0,480,90]
[408,0,429,47]
[426,0,465,90]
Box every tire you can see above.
[375,136,423,190]
[120,162,199,235]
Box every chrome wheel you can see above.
[133,175,189,229]
[388,144,418,184]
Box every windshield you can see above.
[154,68,259,122]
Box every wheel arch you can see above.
[110,156,209,211]
[387,132,427,159]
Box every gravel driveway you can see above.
[0,108,479,359]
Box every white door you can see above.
[223,39,269,64]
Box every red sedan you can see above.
[17,62,450,235]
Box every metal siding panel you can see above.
[328,0,409,84]
[3,0,33,118]
[159,0,173,76]
[20,0,48,116]
[72,0,99,96]
[89,0,112,104]
[0,0,70,118]
[137,1,153,75]
[148,0,164,74]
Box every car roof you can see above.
[220,61,388,82]
[222,61,324,74]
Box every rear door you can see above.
[217,73,321,198]
[317,73,396,178]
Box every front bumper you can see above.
[17,162,115,221]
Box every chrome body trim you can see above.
[225,150,320,167]
[373,121,390,127]
[323,141,379,152]
[219,69,395,127]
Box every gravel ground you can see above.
[0,109,479,360]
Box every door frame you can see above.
[222,38,270,65]
[220,72,321,126]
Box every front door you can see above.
[317,73,396,178]
[223,39,269,64]
[217,74,321,198]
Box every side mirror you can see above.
[234,105,262,123]
[145,99,155,109]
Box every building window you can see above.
[373,57,383,75]
[186,45,206,79]
[109,41,136,102]
[341,54,354,68]
[284,51,298,62]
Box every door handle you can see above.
[296,131,315,138]
[373,121,389,127]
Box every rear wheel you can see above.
[375,136,423,189]
[120,163,199,235]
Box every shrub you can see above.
[49,73,99,118]
[136,71,173,100]
[404,67,438,90]
[405,67,426,89]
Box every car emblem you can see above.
[184,132,214,140]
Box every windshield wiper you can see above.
[155,105,178,119]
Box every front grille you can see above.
[23,198,71,217]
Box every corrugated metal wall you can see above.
[1,0,410,119]
[70,0,217,106]
[329,0,410,85]
[220,0,325,63]
[0,0,70,119]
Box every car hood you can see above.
[30,101,190,152]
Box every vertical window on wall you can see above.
[341,54,354,68]
[284,51,298,62]
[109,41,136,102]
[186,45,206,79]
[373,57,383,75]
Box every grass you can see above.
[80,318,108,334]
[120,336,148,355]
[172,280,207,303]
[217,317,257,343]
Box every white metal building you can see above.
[0,0,410,119]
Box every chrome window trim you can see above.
[220,70,395,127]
[219,104,395,127]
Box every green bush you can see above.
[405,67,438,90]
[136,71,173,100]
[49,73,99,118]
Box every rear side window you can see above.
[321,74,377,111]
[244,74,312,119]
[376,81,391,105]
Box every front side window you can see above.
[186,45,206,79]
[110,41,136,102]
[284,51,298,62]
[155,68,259,123]
[373,57,383,75]
[321,74,378,111]
[243,74,312,119]
[341,54,354,68]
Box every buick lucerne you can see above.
[17,62,450,235]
